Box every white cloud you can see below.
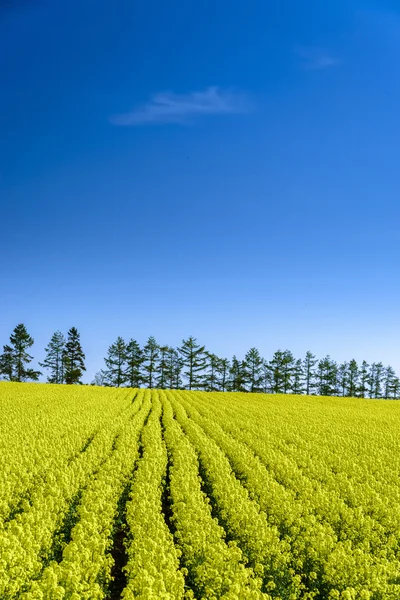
[295,46,339,70]
[110,86,251,126]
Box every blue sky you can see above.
[1,0,400,381]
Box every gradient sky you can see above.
[1,0,400,381]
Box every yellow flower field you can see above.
[0,382,399,599]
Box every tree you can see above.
[39,331,66,384]
[316,356,337,396]
[243,347,264,393]
[358,360,369,398]
[383,365,397,399]
[156,345,171,389]
[103,337,127,387]
[282,350,296,393]
[347,359,359,398]
[292,359,305,395]
[205,352,221,391]
[165,347,182,389]
[368,362,384,398]
[337,362,349,397]
[216,358,230,392]
[391,375,400,399]
[0,345,14,381]
[124,339,143,388]
[266,350,295,394]
[92,371,106,386]
[178,336,207,390]
[261,359,272,393]
[302,351,318,395]
[142,336,159,389]
[374,362,385,398]
[228,355,247,392]
[266,351,285,394]
[64,327,86,384]
[0,324,41,382]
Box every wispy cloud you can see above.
[295,46,339,70]
[110,86,251,126]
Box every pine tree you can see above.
[124,339,143,388]
[142,336,159,389]
[243,347,264,393]
[317,356,337,396]
[156,345,170,389]
[39,331,66,383]
[0,324,41,382]
[92,371,106,386]
[374,362,385,398]
[302,351,318,395]
[164,347,182,389]
[103,337,127,387]
[178,337,207,390]
[64,327,86,384]
[216,358,230,392]
[368,363,376,398]
[228,355,247,392]
[347,359,359,397]
[292,359,305,394]
[266,350,288,394]
[282,350,295,393]
[337,362,349,396]
[0,345,14,381]
[391,375,400,399]
[368,362,384,398]
[205,353,221,391]
[358,360,369,398]
[383,365,396,399]
[261,359,271,393]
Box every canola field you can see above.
[0,383,399,599]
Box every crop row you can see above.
[1,383,400,599]
[176,391,400,598]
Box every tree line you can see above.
[0,324,85,385]
[1,323,399,399]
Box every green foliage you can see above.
[3,324,399,398]
[0,344,14,381]
[103,337,128,387]
[358,360,370,398]
[316,355,338,396]
[178,336,207,390]
[292,358,305,394]
[64,327,86,384]
[302,351,318,395]
[40,331,66,384]
[124,339,143,388]
[155,345,170,389]
[267,350,296,394]
[244,347,264,393]
[142,336,160,389]
[0,323,41,382]
[204,352,222,391]
[217,357,230,392]
[228,355,247,392]
[347,359,359,397]
[164,347,183,390]
[368,362,385,399]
